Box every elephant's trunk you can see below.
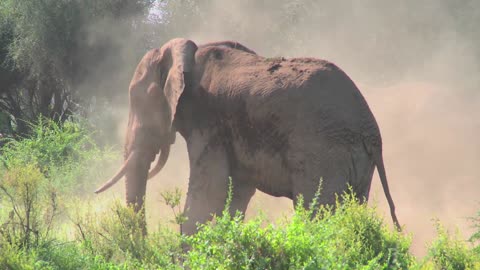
[124,149,153,235]
[124,145,157,210]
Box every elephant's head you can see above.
[95,38,197,213]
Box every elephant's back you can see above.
[234,57,382,145]
[198,46,382,145]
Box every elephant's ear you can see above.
[163,39,197,134]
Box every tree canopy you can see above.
[0,0,154,135]
[1,0,480,137]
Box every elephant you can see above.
[95,38,401,234]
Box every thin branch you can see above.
[0,185,25,227]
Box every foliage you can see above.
[0,116,117,193]
[0,164,56,250]
[0,0,155,135]
[185,190,414,270]
[0,116,117,254]
[422,222,480,270]
[3,0,480,135]
[70,200,183,269]
[161,188,188,229]
[469,210,480,254]
[3,0,153,80]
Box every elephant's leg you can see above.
[228,173,256,218]
[348,144,376,203]
[182,145,230,236]
[292,152,375,214]
[351,162,375,203]
[292,172,349,211]
[291,148,350,211]
[290,141,377,208]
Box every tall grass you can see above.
[0,117,479,269]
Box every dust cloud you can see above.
[98,1,480,256]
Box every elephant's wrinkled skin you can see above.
[96,38,400,234]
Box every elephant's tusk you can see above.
[147,145,170,180]
[94,151,137,193]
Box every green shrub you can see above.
[0,242,37,270]
[184,190,414,270]
[0,163,57,249]
[470,210,480,255]
[424,222,480,270]
[1,117,92,169]
[0,116,118,194]
[0,238,141,270]
[0,116,122,269]
[71,200,183,269]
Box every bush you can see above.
[184,190,414,270]
[71,200,183,269]
[0,163,57,249]
[469,210,480,255]
[0,117,118,194]
[0,116,121,269]
[423,222,480,270]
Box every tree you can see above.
[0,0,155,135]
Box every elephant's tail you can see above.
[373,148,401,231]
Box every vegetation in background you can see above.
[0,117,117,193]
[423,222,480,270]
[2,0,480,137]
[0,0,155,136]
